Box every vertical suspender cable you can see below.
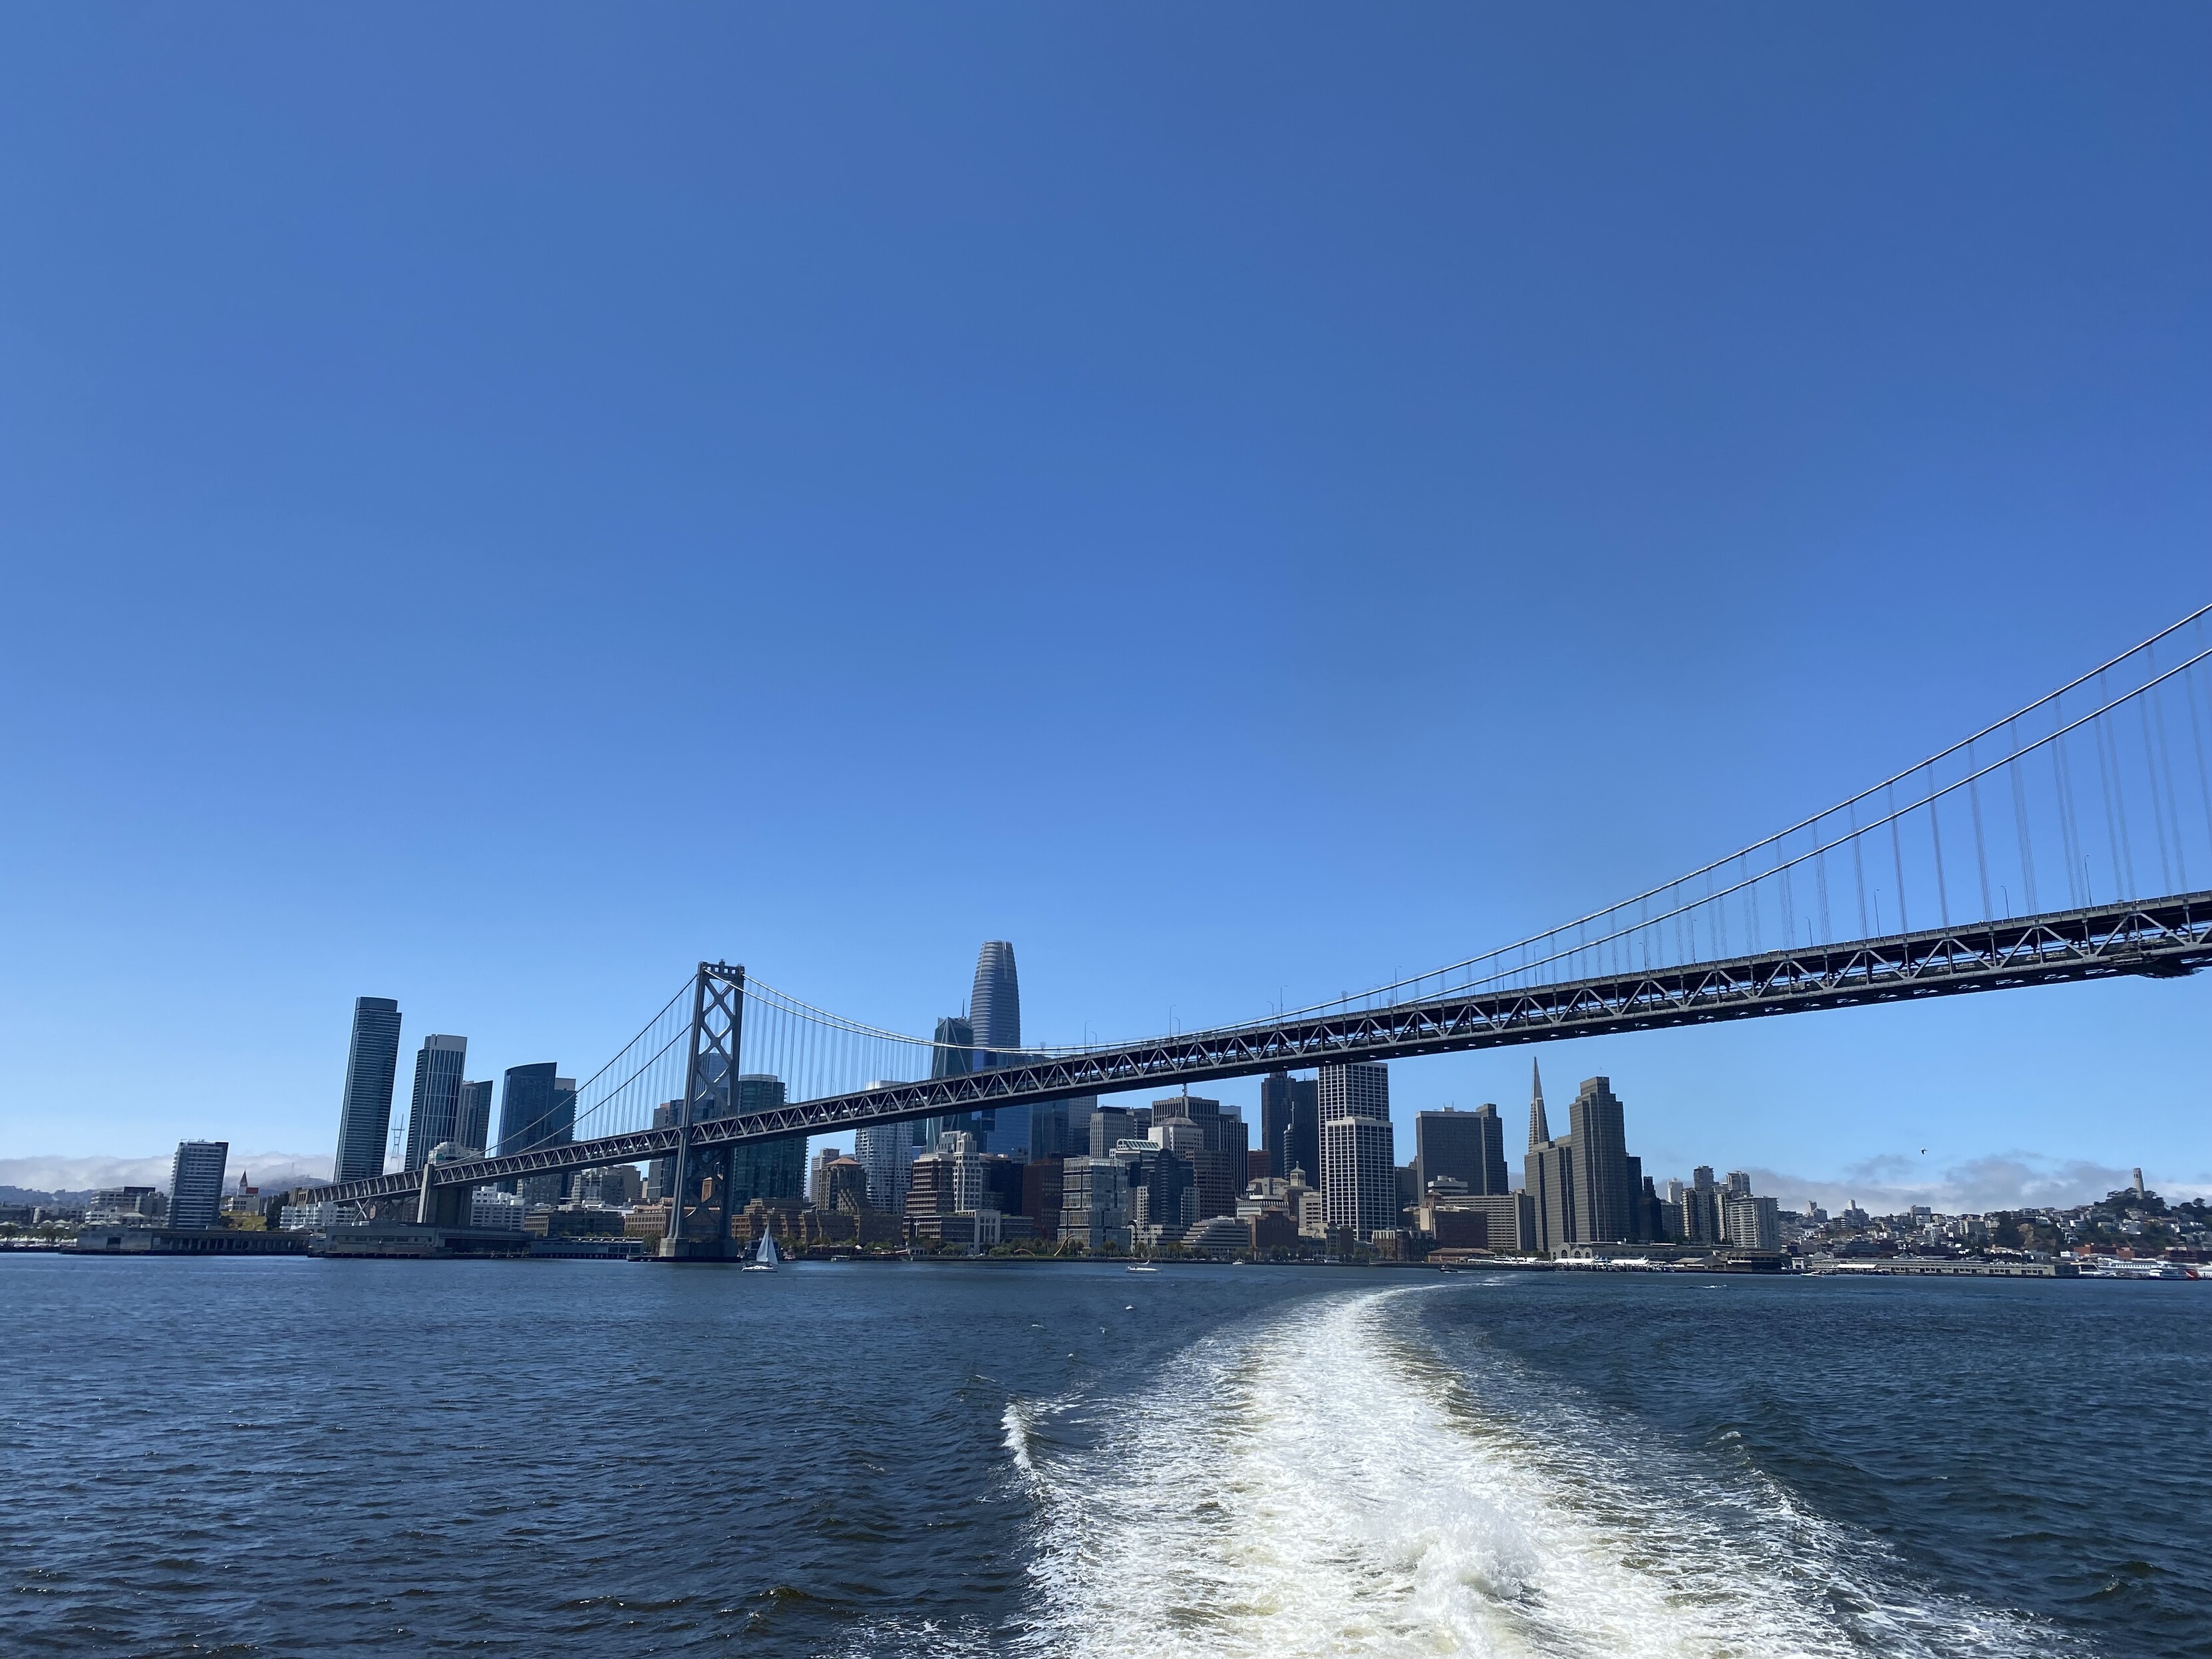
[2053,711,2084,907]
[2185,650,2212,873]
[1966,738,1992,921]
[2008,718,2038,915]
[1849,798,1869,935]
[1888,782,1911,934]
[1927,762,1951,928]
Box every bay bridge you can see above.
[318,607,2212,1255]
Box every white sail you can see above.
[756,1230,781,1267]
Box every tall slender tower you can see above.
[333,997,403,1183]
[969,941,1027,1155]
[1527,1059,1551,1148]
[969,941,1021,1055]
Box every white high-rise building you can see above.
[1319,1061,1395,1241]
[168,1140,230,1231]
[854,1112,912,1215]
[1319,1060,1389,1124]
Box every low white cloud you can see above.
[0,1151,331,1195]
[1741,1151,2207,1213]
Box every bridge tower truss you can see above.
[664,963,746,1257]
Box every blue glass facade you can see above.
[332,996,402,1183]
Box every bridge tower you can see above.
[660,963,746,1260]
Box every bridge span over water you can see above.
[313,607,2212,1254]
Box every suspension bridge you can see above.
[317,607,2212,1255]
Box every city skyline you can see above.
[236,930,2204,1221]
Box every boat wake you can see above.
[1008,1286,2086,1658]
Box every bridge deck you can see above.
[314,891,2211,1206]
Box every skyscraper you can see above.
[169,1140,229,1231]
[497,1063,563,1155]
[453,1080,494,1156]
[1567,1078,1633,1245]
[402,1035,470,1171]
[1414,1104,1509,1196]
[1260,1071,1320,1181]
[1027,1096,1097,1159]
[1523,1060,1575,1253]
[854,1120,913,1214]
[1319,1061,1396,1241]
[919,1014,976,1153]
[1525,1070,1641,1253]
[1152,1092,1249,1219]
[332,996,403,1183]
[1320,1060,1389,1125]
[969,941,1027,1156]
[1321,1114,1396,1241]
[969,941,1021,1055]
[728,1075,804,1205]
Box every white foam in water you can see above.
[1012,1287,2080,1659]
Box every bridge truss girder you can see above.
[309,891,2211,1209]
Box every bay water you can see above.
[2,1256,2205,1656]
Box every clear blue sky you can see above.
[3,5,2207,1203]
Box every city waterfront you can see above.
[3,1257,2203,1656]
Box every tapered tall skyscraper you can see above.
[332,996,403,1183]
[968,941,1027,1155]
[970,941,1021,1055]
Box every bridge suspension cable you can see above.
[472,602,2212,1161]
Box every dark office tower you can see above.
[332,996,403,1183]
[1416,1104,1509,1197]
[497,1063,563,1155]
[454,1081,494,1156]
[1281,1075,1321,1185]
[1152,1092,1250,1219]
[1260,1072,1296,1179]
[402,1035,470,1171]
[647,1100,682,1203]
[1028,1096,1097,1160]
[1567,1076,1634,1245]
[921,1015,976,1151]
[931,1016,976,1078]
[729,1075,805,1205]
[169,1140,228,1231]
[1088,1106,1138,1156]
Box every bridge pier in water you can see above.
[414,1163,474,1229]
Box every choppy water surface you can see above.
[2,1257,2205,1656]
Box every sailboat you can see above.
[742,1229,781,1272]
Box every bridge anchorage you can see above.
[323,605,2212,1251]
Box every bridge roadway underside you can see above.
[321,891,2212,1208]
